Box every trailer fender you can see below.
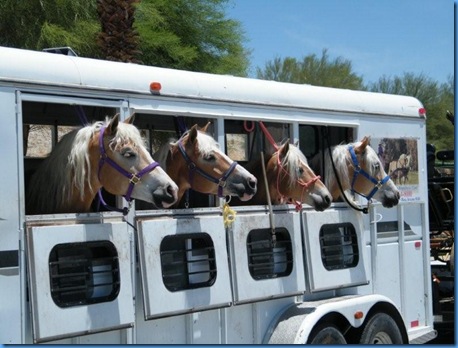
[264,294,405,344]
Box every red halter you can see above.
[258,121,320,211]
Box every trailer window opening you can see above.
[319,223,359,270]
[49,241,120,308]
[160,233,217,292]
[226,133,249,161]
[298,125,318,158]
[247,228,293,280]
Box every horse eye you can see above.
[204,153,216,161]
[298,167,304,175]
[374,163,380,171]
[121,148,136,158]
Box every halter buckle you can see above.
[218,178,227,188]
[130,174,141,184]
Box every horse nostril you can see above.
[166,184,175,197]
[248,178,257,189]
[325,195,331,204]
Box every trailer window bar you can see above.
[247,228,293,280]
[160,233,216,292]
[319,223,359,270]
[49,241,120,308]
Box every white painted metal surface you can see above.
[136,214,232,319]
[302,209,369,291]
[228,209,306,303]
[0,46,423,117]
[26,222,134,343]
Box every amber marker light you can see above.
[150,82,162,93]
[354,311,364,320]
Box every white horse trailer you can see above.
[0,46,436,344]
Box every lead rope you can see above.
[258,122,279,244]
[245,121,277,244]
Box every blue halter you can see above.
[348,146,390,201]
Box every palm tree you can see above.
[97,0,142,63]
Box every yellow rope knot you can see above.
[222,202,236,228]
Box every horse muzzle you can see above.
[227,175,257,201]
[152,183,179,208]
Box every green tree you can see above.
[256,49,364,90]
[135,0,249,74]
[0,0,100,57]
[368,73,454,151]
[0,0,249,75]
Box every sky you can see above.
[226,0,454,85]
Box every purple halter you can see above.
[97,126,160,212]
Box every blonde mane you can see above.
[27,117,147,213]
[154,129,221,169]
[278,143,309,188]
[325,140,381,189]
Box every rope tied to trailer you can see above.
[222,201,237,228]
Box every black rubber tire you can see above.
[359,313,404,344]
[307,324,347,344]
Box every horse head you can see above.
[266,141,332,211]
[95,114,178,209]
[328,136,400,208]
[166,123,257,204]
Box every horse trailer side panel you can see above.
[136,215,232,319]
[228,209,306,303]
[302,209,369,291]
[403,241,428,328]
[0,89,23,344]
[26,222,134,343]
[374,243,402,305]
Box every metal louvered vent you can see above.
[247,228,293,280]
[49,241,120,307]
[160,233,216,292]
[320,223,359,270]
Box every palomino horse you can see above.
[153,123,257,205]
[388,153,411,185]
[26,115,178,214]
[315,136,400,208]
[244,141,332,211]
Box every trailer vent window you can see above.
[49,241,120,308]
[319,223,359,270]
[160,233,216,292]
[247,228,293,280]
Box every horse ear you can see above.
[279,140,290,158]
[200,122,211,133]
[124,113,135,124]
[106,114,120,135]
[187,124,199,146]
[355,136,370,154]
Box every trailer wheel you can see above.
[359,313,403,344]
[307,324,346,344]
